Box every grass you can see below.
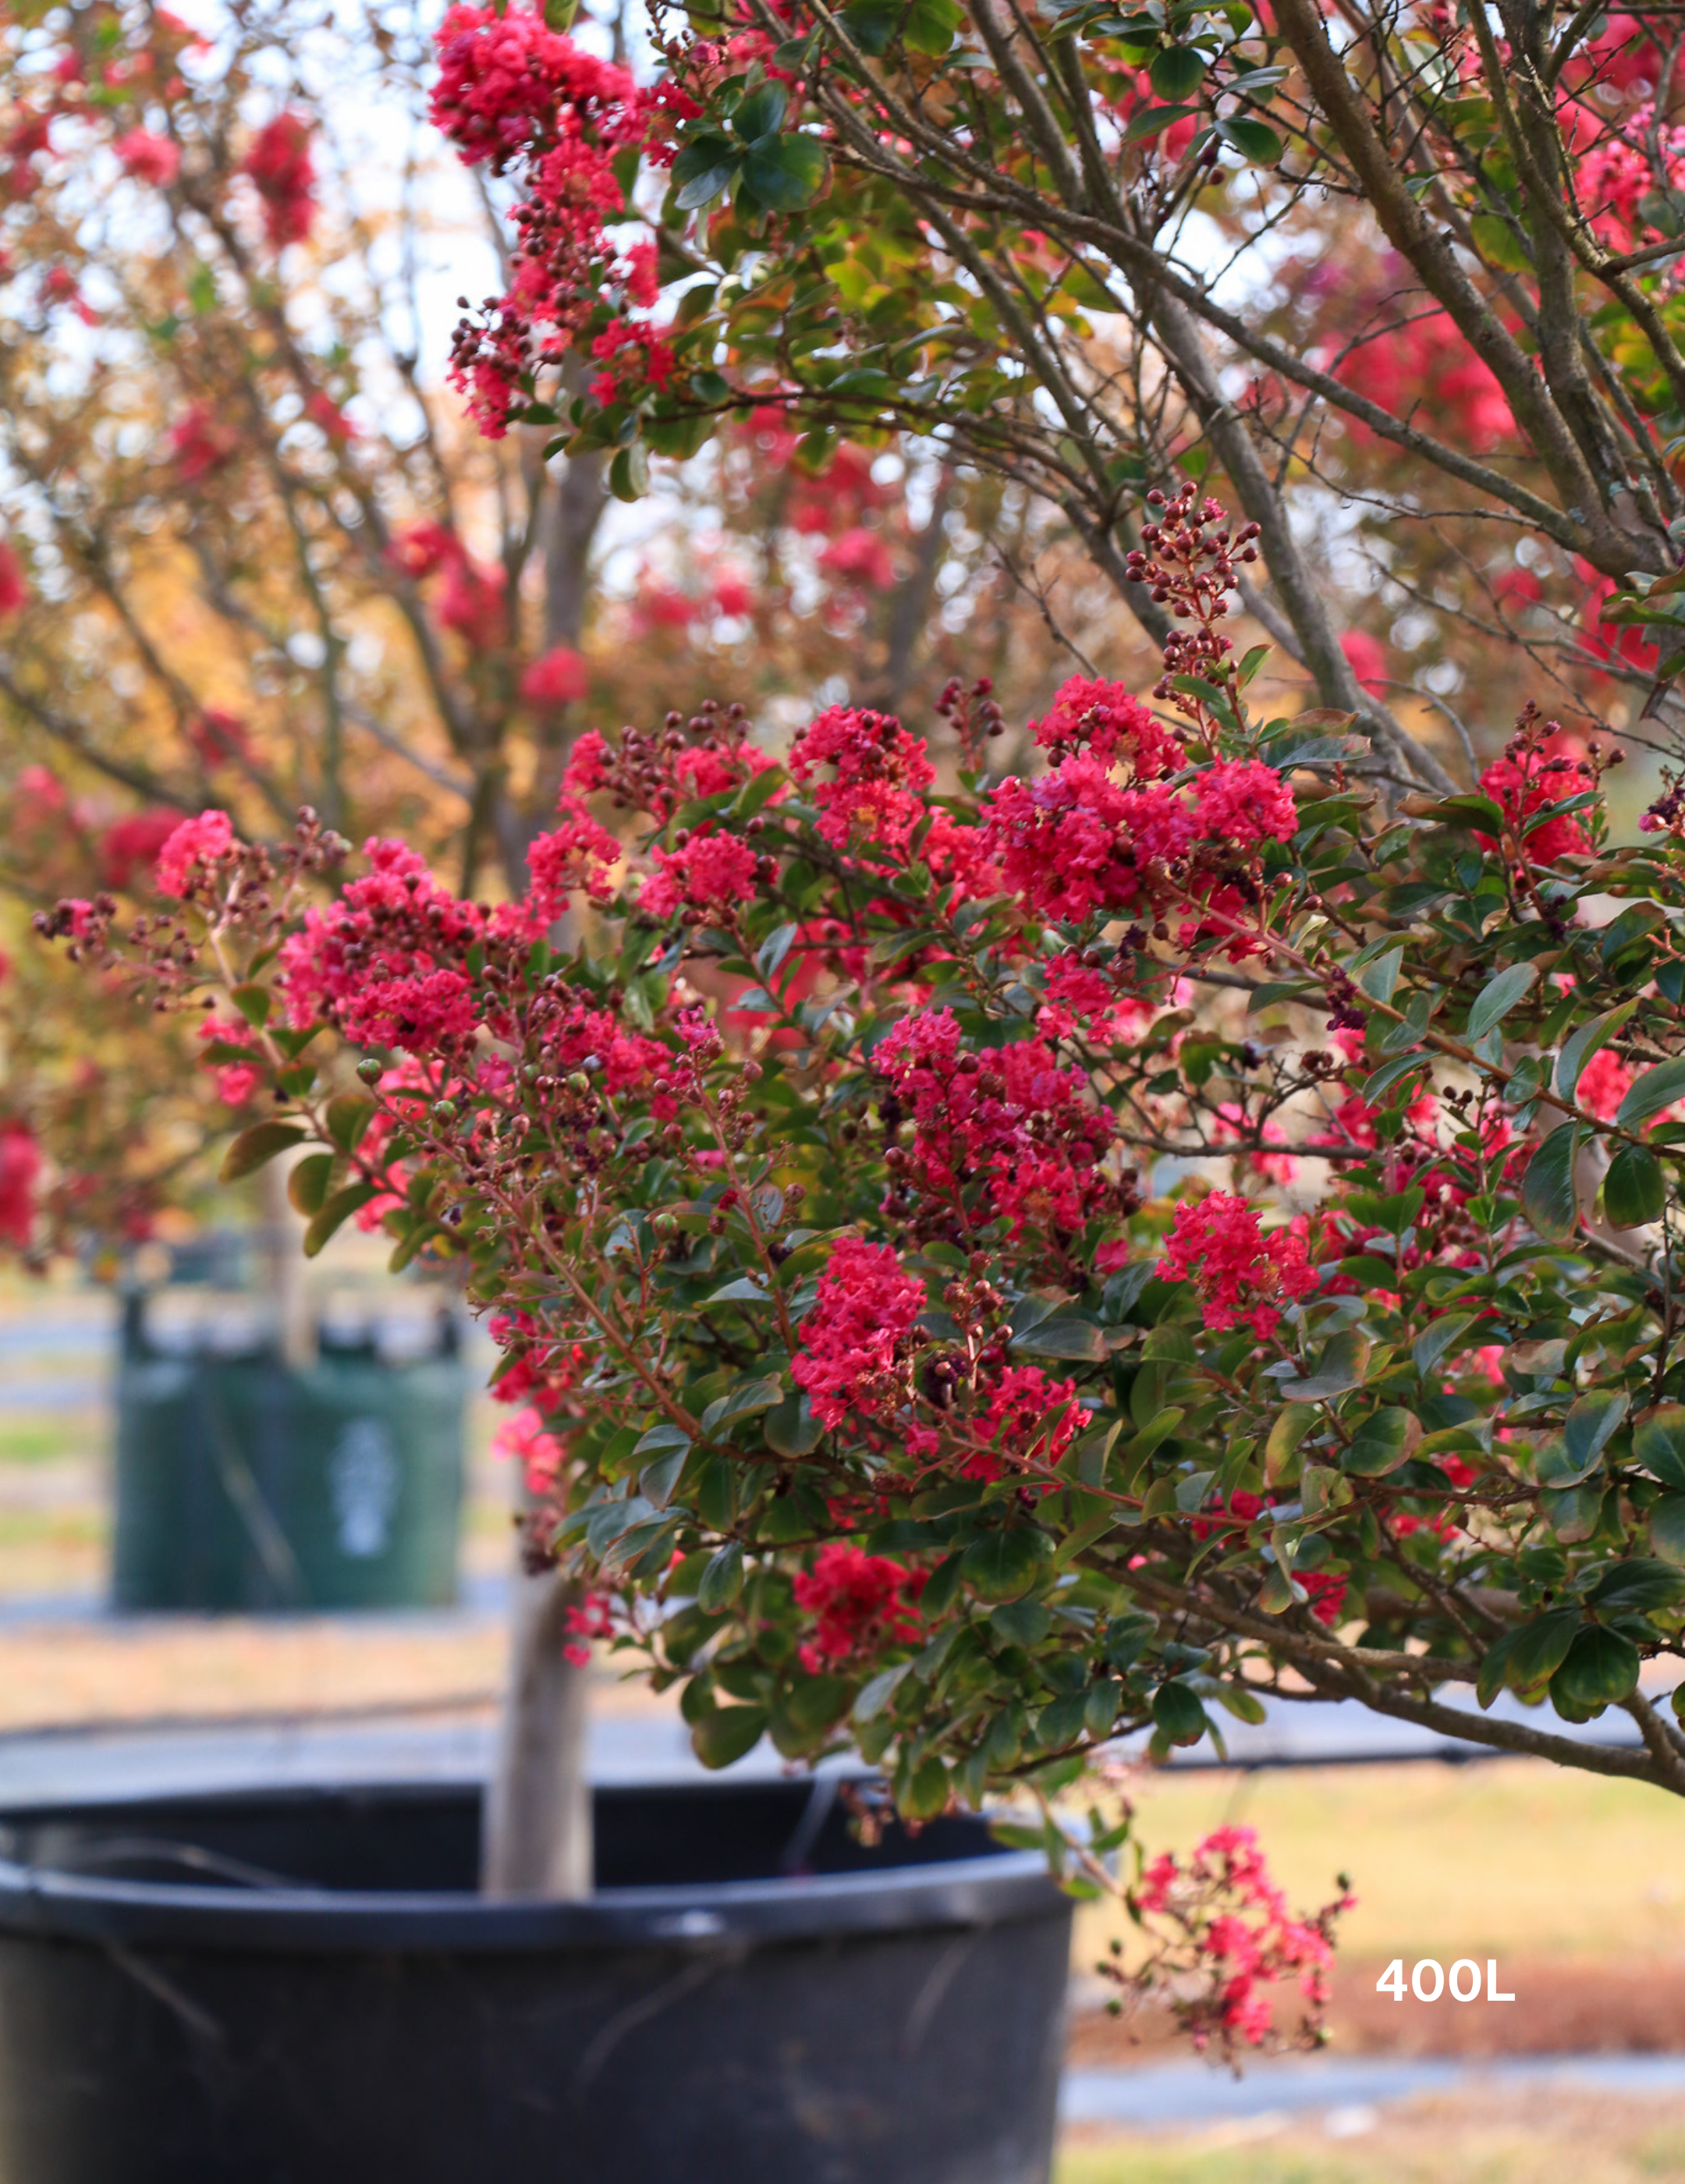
[1075,1757,1685,1965]
[1056,2097,1685,2184]
[0,1416,95,1465]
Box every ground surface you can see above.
[1057,2088,1685,2182]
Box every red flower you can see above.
[788,705,935,854]
[243,112,316,249]
[154,809,236,898]
[793,1541,925,1672]
[1190,759,1298,846]
[638,831,759,920]
[1159,1192,1318,1339]
[169,404,238,483]
[792,1239,927,1429]
[0,539,27,619]
[520,645,589,707]
[0,1120,41,1250]
[114,128,179,186]
[817,526,896,590]
[1029,675,1183,776]
[99,809,181,891]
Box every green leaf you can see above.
[1559,1389,1628,1481]
[1010,1316,1107,1361]
[1587,1558,1685,1613]
[1502,1608,1580,1698]
[1604,1142,1665,1228]
[640,1445,690,1509]
[961,1527,1052,1601]
[1413,1311,1478,1377]
[904,0,962,51]
[1281,1329,1371,1402]
[731,80,788,142]
[691,1704,767,1768]
[740,133,828,212]
[229,981,271,1028]
[990,1601,1052,1647]
[1466,961,1538,1041]
[840,0,900,50]
[1616,1056,1685,1131]
[1550,1626,1639,1713]
[1149,44,1208,100]
[303,1182,378,1257]
[220,1119,307,1182]
[1357,946,1404,1006]
[1343,1407,1418,1477]
[1038,1692,1090,1750]
[1651,1491,1685,1565]
[701,1376,785,1434]
[1215,115,1283,162]
[672,136,740,211]
[854,1660,912,1722]
[764,1392,825,1458]
[1636,1406,1685,1490]
[325,1095,374,1153]
[698,1540,744,1611]
[286,1151,334,1217]
[1521,1123,1581,1241]
[1556,1002,1637,1104]
[633,1421,692,1458]
[608,443,649,503]
[1151,1681,1208,1746]
[755,923,799,981]
[1123,102,1202,142]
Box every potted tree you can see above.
[5,0,1685,2175]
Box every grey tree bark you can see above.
[479,441,608,1899]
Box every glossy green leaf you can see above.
[1466,960,1538,1041]
[1605,1142,1666,1228]
[691,1704,767,1768]
[1520,1123,1581,1241]
[220,1119,307,1182]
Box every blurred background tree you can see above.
[0,0,1119,1257]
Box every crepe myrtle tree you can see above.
[427,0,1685,756]
[45,480,1685,2055]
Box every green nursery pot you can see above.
[111,1294,465,1611]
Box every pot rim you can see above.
[0,1779,1065,1958]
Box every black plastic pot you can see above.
[0,1775,1072,2184]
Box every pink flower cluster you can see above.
[154,809,235,899]
[278,837,487,1052]
[638,831,760,920]
[115,128,179,186]
[874,1009,1118,1239]
[0,1119,41,1250]
[196,1015,261,1105]
[1035,951,1155,1047]
[492,1406,567,1494]
[520,645,588,708]
[1133,1825,1345,2052]
[242,112,316,250]
[792,1541,925,1672]
[1477,735,1594,863]
[970,1365,1081,1480]
[1158,1191,1318,1338]
[429,6,658,436]
[787,706,936,855]
[792,1238,928,1429]
[1028,675,1183,775]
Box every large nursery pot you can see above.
[111,1292,466,1612]
[0,1773,1072,2184]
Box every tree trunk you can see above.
[479,438,608,1899]
[480,1548,594,1896]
